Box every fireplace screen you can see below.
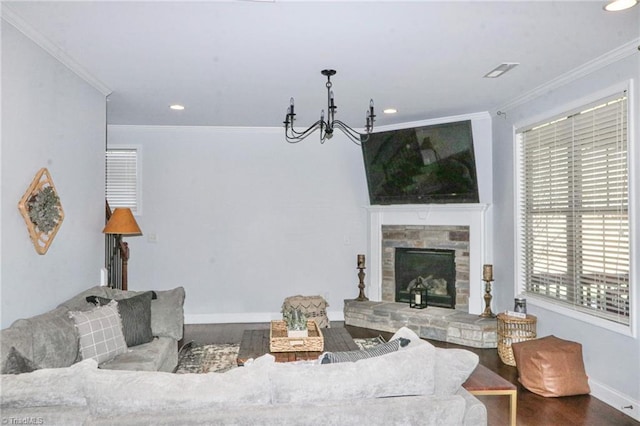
[395,248,456,308]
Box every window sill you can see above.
[525,294,634,338]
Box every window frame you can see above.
[105,144,143,216]
[514,81,635,337]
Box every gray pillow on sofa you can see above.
[100,286,185,340]
[94,292,154,347]
[2,347,39,374]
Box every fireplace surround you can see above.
[343,204,497,348]
[366,204,489,314]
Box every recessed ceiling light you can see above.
[383,108,398,114]
[604,0,638,11]
[169,104,185,110]
[483,63,519,78]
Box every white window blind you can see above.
[518,92,629,325]
[106,148,139,214]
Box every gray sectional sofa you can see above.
[0,285,185,373]
[1,286,487,425]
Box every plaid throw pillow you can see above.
[69,300,127,364]
[321,338,410,364]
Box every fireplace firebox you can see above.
[395,248,456,308]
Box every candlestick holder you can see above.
[479,278,495,318]
[355,266,369,301]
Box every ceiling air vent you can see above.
[483,63,519,78]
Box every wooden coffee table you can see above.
[236,327,359,365]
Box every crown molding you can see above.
[496,38,640,113]
[375,111,492,133]
[2,4,112,96]
[108,124,283,134]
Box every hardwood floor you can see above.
[183,322,639,426]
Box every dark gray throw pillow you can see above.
[95,291,154,347]
[321,338,410,364]
[2,347,39,374]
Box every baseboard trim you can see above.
[185,310,345,325]
[589,378,639,422]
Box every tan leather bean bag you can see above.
[512,335,590,397]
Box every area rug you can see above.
[174,336,385,374]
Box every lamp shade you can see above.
[103,208,142,235]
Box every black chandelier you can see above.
[284,69,375,145]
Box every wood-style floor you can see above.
[182,322,639,426]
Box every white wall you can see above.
[1,21,106,328]
[107,125,370,323]
[492,53,640,416]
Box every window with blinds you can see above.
[517,92,629,325]
[106,147,141,214]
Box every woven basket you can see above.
[497,313,537,366]
[269,320,324,353]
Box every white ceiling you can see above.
[4,1,639,129]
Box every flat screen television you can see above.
[361,120,479,205]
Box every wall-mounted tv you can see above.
[361,120,479,205]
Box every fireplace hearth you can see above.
[395,248,456,308]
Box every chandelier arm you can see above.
[331,121,362,137]
[289,120,322,137]
[286,120,325,142]
[331,121,367,145]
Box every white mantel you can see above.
[366,204,491,315]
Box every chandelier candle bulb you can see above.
[483,264,493,281]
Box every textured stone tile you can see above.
[460,329,483,342]
[449,230,470,241]
[419,326,447,341]
[406,315,431,327]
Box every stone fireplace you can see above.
[383,226,469,311]
[343,204,497,348]
[365,204,488,314]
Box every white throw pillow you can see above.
[390,326,479,396]
[69,300,127,364]
[390,326,427,348]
